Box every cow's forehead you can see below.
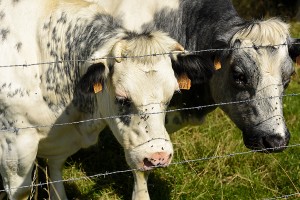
[231,18,289,47]
[229,19,291,74]
[107,31,180,104]
[234,39,289,73]
[112,58,177,104]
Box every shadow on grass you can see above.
[64,127,133,200]
[35,127,172,200]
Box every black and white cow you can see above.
[96,0,300,152]
[0,0,213,199]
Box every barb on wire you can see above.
[171,144,300,166]
[0,42,299,68]
[263,192,300,200]
[1,143,300,193]
[0,43,300,197]
[1,92,299,133]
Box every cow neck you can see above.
[39,4,123,113]
[145,0,244,51]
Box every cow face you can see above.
[210,19,299,152]
[108,56,176,170]
[79,32,184,170]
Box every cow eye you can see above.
[232,68,247,86]
[115,96,131,107]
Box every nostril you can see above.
[143,158,155,168]
[143,157,164,168]
[262,135,287,152]
[143,152,172,170]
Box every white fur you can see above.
[91,0,180,32]
[0,0,180,199]
[231,18,290,47]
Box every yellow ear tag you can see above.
[296,56,300,67]
[178,74,191,90]
[214,58,221,70]
[93,83,103,93]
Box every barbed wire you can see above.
[264,192,300,200]
[0,42,299,68]
[0,98,298,198]
[1,42,300,198]
[1,92,299,133]
[0,93,299,196]
[1,143,300,194]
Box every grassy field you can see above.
[31,24,300,200]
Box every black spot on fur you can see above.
[12,0,20,4]
[0,28,9,41]
[43,21,51,30]
[0,104,18,131]
[7,88,25,98]
[15,42,22,52]
[57,12,67,24]
[117,106,132,126]
[0,11,5,20]
[41,12,123,113]
[115,98,133,126]
[119,115,131,126]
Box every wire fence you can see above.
[0,143,300,200]
[264,193,300,200]
[1,92,299,133]
[0,42,299,68]
[1,42,300,199]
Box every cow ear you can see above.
[169,43,192,90]
[78,62,107,94]
[111,40,125,63]
[171,53,215,85]
[289,38,300,65]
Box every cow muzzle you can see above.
[126,138,173,171]
[243,130,290,152]
[143,151,172,170]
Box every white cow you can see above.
[0,0,186,199]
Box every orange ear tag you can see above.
[178,74,191,90]
[93,83,103,93]
[296,55,300,67]
[214,58,221,70]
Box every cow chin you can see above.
[125,138,173,171]
[242,130,290,153]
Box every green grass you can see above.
[56,78,300,200]
[54,73,300,200]
[34,26,300,200]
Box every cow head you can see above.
[210,19,300,152]
[78,31,185,170]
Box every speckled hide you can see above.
[0,1,188,199]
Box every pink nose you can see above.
[143,152,172,170]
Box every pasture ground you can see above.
[31,22,300,200]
